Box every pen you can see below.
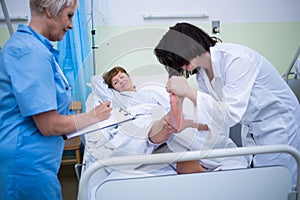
[98,100,110,107]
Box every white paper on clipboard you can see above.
[65,108,141,139]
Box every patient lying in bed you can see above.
[83,66,247,198]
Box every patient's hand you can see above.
[169,93,184,131]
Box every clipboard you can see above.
[64,108,147,139]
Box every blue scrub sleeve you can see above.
[9,47,57,117]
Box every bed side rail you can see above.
[283,45,300,81]
[78,145,300,200]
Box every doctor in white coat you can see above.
[154,22,300,185]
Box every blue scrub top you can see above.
[0,24,71,199]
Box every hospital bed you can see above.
[78,31,300,199]
[77,145,300,200]
[78,65,299,200]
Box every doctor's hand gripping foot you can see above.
[169,93,184,131]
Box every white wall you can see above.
[1,0,300,27]
[85,0,300,25]
[1,0,299,76]
[0,0,30,27]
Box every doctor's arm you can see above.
[167,76,228,133]
[166,76,198,105]
[32,101,112,136]
[148,113,209,144]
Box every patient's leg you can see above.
[176,160,206,174]
[169,93,183,130]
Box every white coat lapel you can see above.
[200,67,221,101]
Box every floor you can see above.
[58,164,79,200]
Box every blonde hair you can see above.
[30,0,79,17]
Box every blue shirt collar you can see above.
[17,24,60,60]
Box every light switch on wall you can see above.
[211,20,221,34]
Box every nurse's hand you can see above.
[93,101,112,122]
[166,76,197,104]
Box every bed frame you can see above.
[77,145,300,200]
[283,45,300,103]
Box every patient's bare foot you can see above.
[169,93,183,130]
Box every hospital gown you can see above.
[83,74,247,197]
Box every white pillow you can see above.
[85,73,168,111]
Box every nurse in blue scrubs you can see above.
[0,1,111,199]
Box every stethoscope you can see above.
[53,56,71,91]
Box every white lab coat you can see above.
[195,42,300,184]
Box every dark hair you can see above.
[103,66,129,88]
[154,22,218,77]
